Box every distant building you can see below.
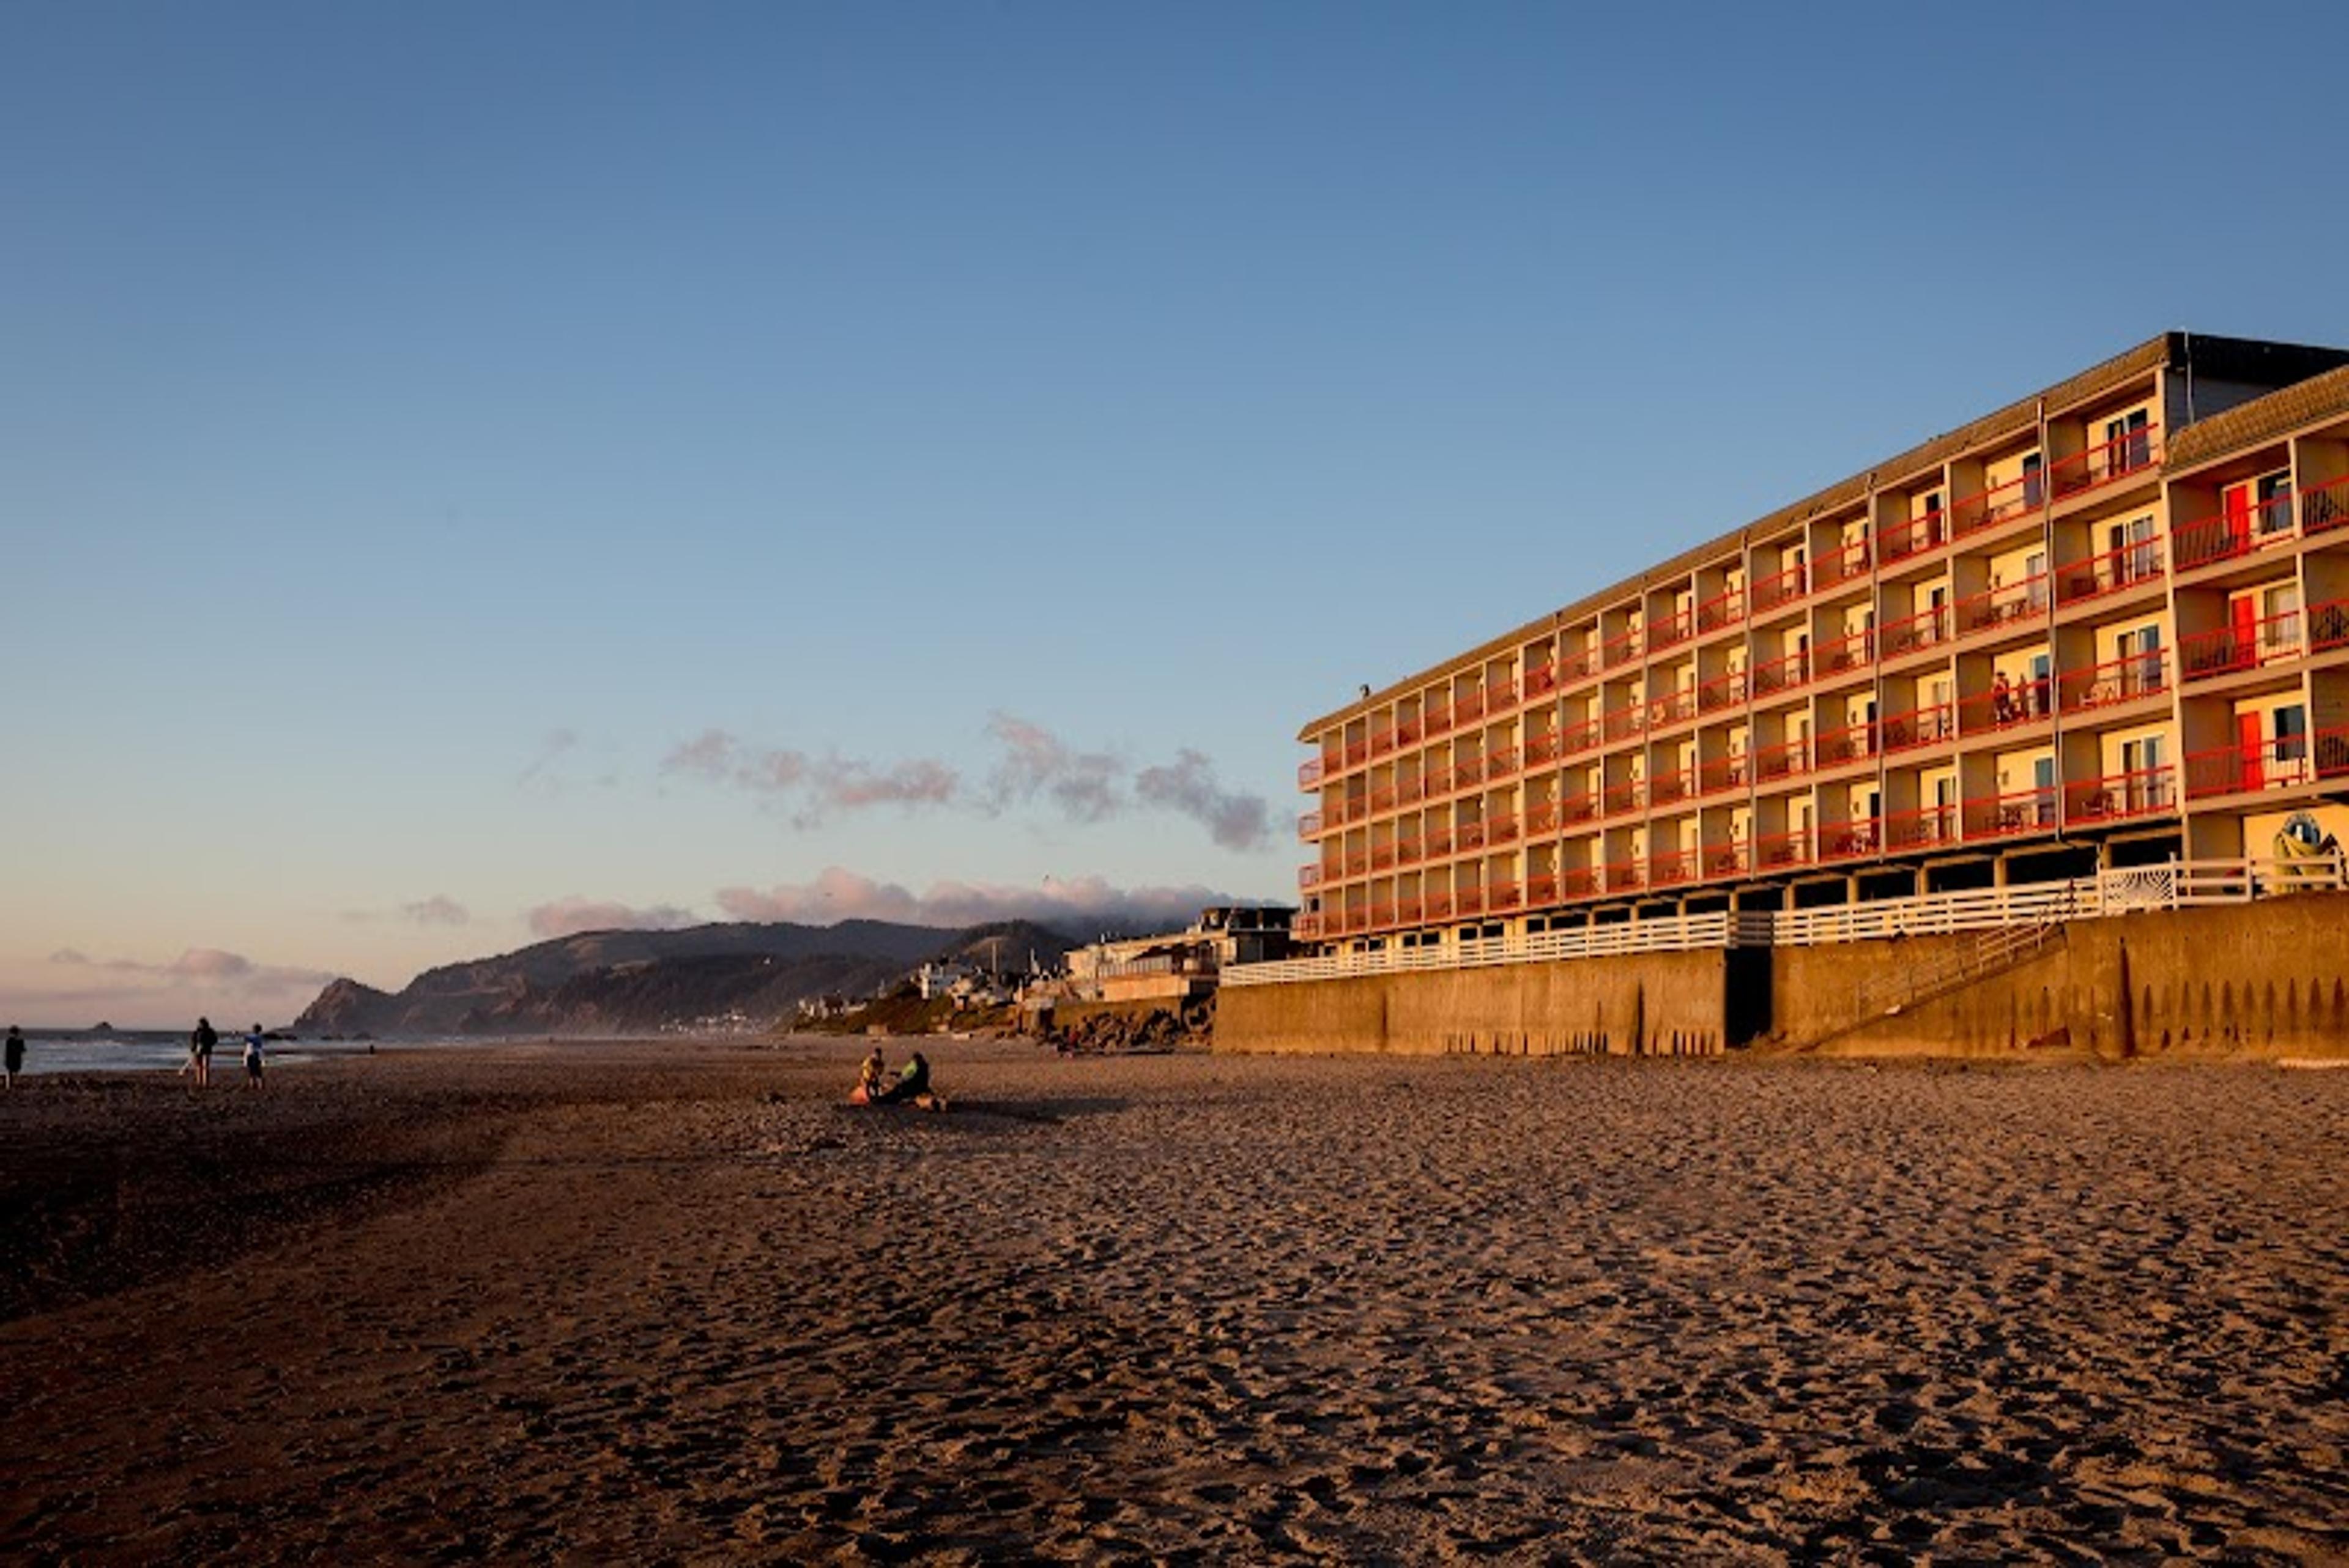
[917,960,980,1000]
[1066,905,1300,1004]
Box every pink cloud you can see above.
[526,897,700,940]
[714,866,1241,934]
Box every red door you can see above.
[2239,710,2265,792]
[2230,595,2260,672]
[2224,483,2252,558]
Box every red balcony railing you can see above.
[1755,827,1812,871]
[1879,507,1950,565]
[1880,701,1955,753]
[1600,627,1644,670]
[1526,800,1560,835]
[1648,688,1698,729]
[1601,701,1647,744]
[1293,913,1322,940]
[1697,754,1750,796]
[1953,470,2041,537]
[2057,648,2169,713]
[2179,606,2303,680]
[1395,774,1425,808]
[1524,730,1567,768]
[1343,737,1370,768]
[1704,840,1753,879]
[1650,768,1694,808]
[1370,726,1397,758]
[1817,819,1881,863]
[1559,647,1597,684]
[1816,538,1872,591]
[1754,734,1810,782]
[1526,872,1559,905]
[1961,787,2058,840]
[1817,627,1875,680]
[1488,812,1521,845]
[1395,897,1422,927]
[1344,850,1370,879]
[1956,574,2049,637]
[1879,602,1950,659]
[1605,859,1647,894]
[1601,779,1647,817]
[1561,794,1598,826]
[1751,559,1809,614]
[1486,746,1522,781]
[1560,715,1601,755]
[2184,734,2321,798]
[1455,755,1486,789]
[1425,825,1456,858]
[1368,902,1396,930]
[1884,801,1958,851]
[1523,661,1559,699]
[1425,891,1454,922]
[1696,583,1746,633]
[1750,647,1811,698]
[1371,843,1397,872]
[2056,538,2164,606]
[1396,715,1423,748]
[1299,757,1327,788]
[1649,611,1694,653]
[2306,473,2349,537]
[1697,667,1750,714]
[1423,764,1455,798]
[1489,880,1524,913]
[2065,766,2176,825]
[1958,677,2053,735]
[1297,863,1323,889]
[1370,782,1397,813]
[1457,820,1488,853]
[1455,686,1490,726]
[1298,811,1324,840]
[1557,866,1600,901]
[1423,701,1453,738]
[1649,849,1696,888]
[1814,718,1876,767]
[1456,885,1486,918]
[1396,835,1423,866]
[2173,488,2296,571]
[2309,596,2349,653]
[2049,423,2161,500]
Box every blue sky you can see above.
[6,1,2345,1026]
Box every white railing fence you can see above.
[1225,854,2347,989]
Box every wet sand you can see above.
[4,1038,2348,1563]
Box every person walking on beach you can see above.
[188,1017,218,1088]
[4,1025,23,1089]
[243,1025,267,1090]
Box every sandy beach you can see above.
[4,1038,2347,1564]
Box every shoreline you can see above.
[6,1039,2347,1560]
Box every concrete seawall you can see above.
[1218,893,2349,1061]
[1217,949,1732,1057]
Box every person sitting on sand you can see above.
[243,1025,267,1090]
[855,1045,888,1104]
[874,1050,931,1105]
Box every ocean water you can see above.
[4,1029,360,1077]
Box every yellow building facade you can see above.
[1294,333,2349,948]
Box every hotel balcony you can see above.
[1955,574,2050,639]
[2065,766,2178,827]
[1879,507,1951,568]
[1961,787,2058,841]
[1696,582,1746,634]
[1750,647,1811,700]
[2055,538,2165,608]
[1957,680,2054,738]
[2184,727,2349,800]
[2050,423,2161,501]
[1881,700,1956,754]
[1815,538,1872,593]
[1885,802,1959,852]
[2178,607,2316,682]
[2057,649,2170,715]
[1879,602,1950,661]
[1750,560,1809,617]
[2173,494,2299,573]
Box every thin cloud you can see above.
[661,730,960,827]
[45,946,334,992]
[664,715,1272,853]
[526,897,701,940]
[714,867,1243,934]
[400,896,471,927]
[1135,748,1272,852]
[519,729,581,794]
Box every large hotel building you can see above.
[1293,333,2349,949]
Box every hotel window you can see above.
[2119,735,2165,811]
[2033,757,2058,824]
[2274,704,2308,765]
[2106,410,2152,475]
[2261,584,2302,657]
[2022,451,2046,509]
[2255,471,2294,537]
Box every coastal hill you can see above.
[294,918,1082,1038]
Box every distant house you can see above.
[1065,905,1299,1005]
[917,960,980,1000]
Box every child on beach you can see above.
[188,1017,218,1087]
[855,1046,888,1104]
[243,1026,266,1089]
